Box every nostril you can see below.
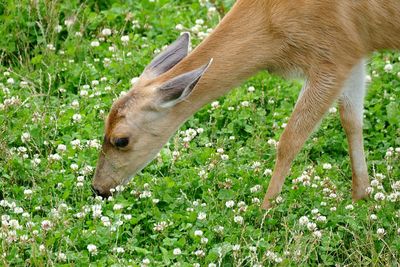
[91,185,101,196]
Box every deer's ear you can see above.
[156,59,212,108]
[144,33,190,78]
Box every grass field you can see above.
[0,0,399,266]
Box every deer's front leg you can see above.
[261,71,348,210]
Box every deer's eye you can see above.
[114,137,129,148]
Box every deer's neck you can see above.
[165,1,278,122]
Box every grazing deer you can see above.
[92,0,400,210]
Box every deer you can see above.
[92,0,400,210]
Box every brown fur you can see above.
[93,0,400,206]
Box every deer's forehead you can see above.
[105,93,138,132]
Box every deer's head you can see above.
[92,33,211,197]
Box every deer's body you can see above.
[93,0,400,209]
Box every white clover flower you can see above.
[92,204,102,218]
[225,200,235,208]
[19,234,28,242]
[194,230,203,236]
[70,163,79,171]
[374,192,385,201]
[275,195,284,204]
[392,181,400,190]
[234,215,244,224]
[21,132,31,143]
[208,6,216,14]
[322,163,332,170]
[214,225,224,233]
[49,153,62,161]
[370,214,378,220]
[71,139,81,149]
[191,24,201,33]
[316,215,327,223]
[247,86,255,92]
[41,220,52,230]
[311,209,319,215]
[87,139,101,149]
[14,206,23,214]
[23,189,33,196]
[113,247,125,254]
[101,216,111,226]
[194,249,205,257]
[123,214,132,221]
[113,204,123,211]
[72,113,82,123]
[79,90,88,97]
[249,246,257,252]
[90,40,100,47]
[263,169,273,176]
[267,139,277,146]
[232,244,240,251]
[102,28,112,36]
[47,44,56,50]
[56,252,67,262]
[201,237,209,244]
[307,222,317,231]
[313,230,322,239]
[371,179,380,187]
[211,101,219,109]
[345,204,354,210]
[142,258,150,265]
[80,165,93,176]
[9,219,21,229]
[64,18,75,27]
[175,24,184,31]
[55,25,62,33]
[384,63,393,72]
[20,81,29,88]
[197,212,207,221]
[121,35,130,44]
[376,228,386,236]
[153,221,168,232]
[251,161,261,169]
[220,154,229,160]
[241,101,250,107]
[250,184,261,193]
[91,80,99,87]
[387,192,399,202]
[69,100,79,110]
[139,190,152,198]
[87,244,98,255]
[6,78,14,85]
[366,186,374,195]
[299,216,309,226]
[195,19,204,25]
[329,107,337,113]
[173,248,182,255]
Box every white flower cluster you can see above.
[180,127,203,143]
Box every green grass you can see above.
[0,0,399,266]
